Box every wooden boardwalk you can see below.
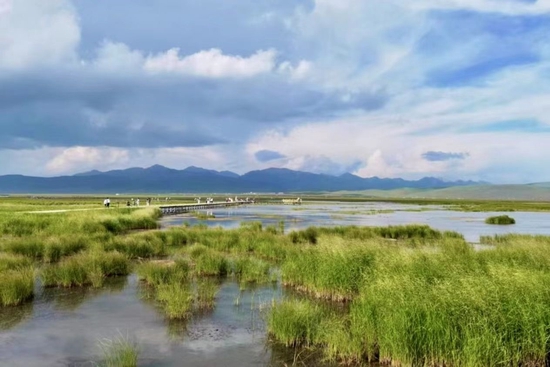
[159,201,249,215]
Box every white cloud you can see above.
[46,147,130,174]
[412,0,550,16]
[144,48,278,78]
[93,41,145,73]
[0,0,80,70]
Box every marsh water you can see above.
[160,202,550,243]
[3,201,550,366]
[0,275,335,367]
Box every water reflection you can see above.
[0,302,33,330]
[41,276,128,311]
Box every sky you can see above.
[1,0,550,183]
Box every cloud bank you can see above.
[0,0,549,183]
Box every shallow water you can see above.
[0,275,337,367]
[160,202,550,243]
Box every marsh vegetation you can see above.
[485,214,516,225]
[2,196,550,366]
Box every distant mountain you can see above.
[0,165,483,194]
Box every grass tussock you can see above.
[195,278,220,309]
[0,267,34,306]
[485,214,516,225]
[137,259,190,287]
[99,335,139,367]
[41,251,130,288]
[268,299,326,347]
[157,283,194,319]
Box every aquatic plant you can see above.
[104,232,166,259]
[194,251,229,277]
[41,251,130,288]
[157,283,194,319]
[137,259,190,287]
[485,215,516,225]
[232,257,271,284]
[268,299,326,347]
[0,267,34,306]
[195,278,220,309]
[99,334,139,367]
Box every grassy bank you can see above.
[268,231,550,366]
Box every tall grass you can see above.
[194,251,229,277]
[268,299,326,347]
[41,251,130,288]
[99,334,139,367]
[232,257,271,284]
[157,283,194,319]
[270,232,550,366]
[137,259,190,287]
[195,278,220,309]
[0,268,34,306]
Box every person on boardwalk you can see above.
[106,198,110,208]
[136,198,140,206]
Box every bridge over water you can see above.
[159,201,250,215]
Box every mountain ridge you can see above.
[0,165,485,194]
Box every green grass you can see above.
[137,259,190,287]
[195,278,220,309]
[485,215,516,225]
[99,335,139,367]
[41,251,130,288]
[0,267,34,306]
[194,251,229,277]
[157,283,194,319]
[268,299,327,347]
[104,232,167,259]
[232,257,271,285]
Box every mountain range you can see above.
[0,165,483,194]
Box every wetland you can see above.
[3,196,550,366]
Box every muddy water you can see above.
[0,276,337,367]
[160,202,550,243]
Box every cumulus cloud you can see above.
[144,48,277,78]
[422,151,470,162]
[0,0,80,70]
[1,0,550,182]
[46,147,130,174]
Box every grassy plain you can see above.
[2,196,550,366]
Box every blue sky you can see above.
[1,0,550,183]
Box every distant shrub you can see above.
[485,215,516,225]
